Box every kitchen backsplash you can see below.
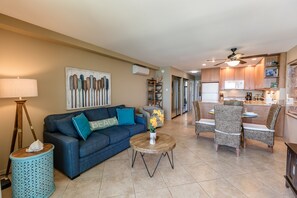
[221,90,263,100]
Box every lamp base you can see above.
[1,177,11,190]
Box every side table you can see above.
[10,143,55,198]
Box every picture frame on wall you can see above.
[65,67,111,110]
[265,67,278,77]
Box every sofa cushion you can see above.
[72,113,92,141]
[99,126,130,144]
[89,117,118,131]
[84,108,109,121]
[79,132,109,158]
[116,108,136,125]
[107,105,125,118]
[55,115,80,139]
[123,124,146,136]
[44,111,82,132]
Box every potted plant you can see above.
[148,109,164,144]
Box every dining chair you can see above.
[243,104,281,152]
[192,101,215,137]
[214,105,243,157]
[223,100,244,106]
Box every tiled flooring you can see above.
[2,113,294,197]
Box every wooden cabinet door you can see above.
[225,67,235,81]
[211,68,220,82]
[220,68,226,90]
[254,59,265,89]
[201,68,220,82]
[244,66,255,90]
[234,67,245,80]
[201,69,212,82]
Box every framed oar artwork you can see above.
[65,67,111,110]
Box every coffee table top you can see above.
[130,132,176,154]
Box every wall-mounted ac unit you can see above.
[132,65,150,76]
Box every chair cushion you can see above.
[116,108,136,125]
[197,119,215,126]
[84,107,109,121]
[55,115,80,139]
[99,126,130,144]
[123,124,146,136]
[79,132,109,158]
[72,113,92,141]
[89,117,118,131]
[243,123,274,132]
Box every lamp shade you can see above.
[226,60,240,67]
[0,78,38,99]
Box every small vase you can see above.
[150,132,156,145]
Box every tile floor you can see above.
[2,113,294,198]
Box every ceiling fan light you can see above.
[226,60,240,67]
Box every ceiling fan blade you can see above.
[239,60,247,64]
[213,62,225,66]
[206,59,225,62]
[240,54,268,59]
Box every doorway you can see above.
[171,76,181,118]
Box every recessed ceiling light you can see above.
[202,63,206,66]
[252,58,257,61]
[190,70,199,74]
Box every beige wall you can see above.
[0,28,155,172]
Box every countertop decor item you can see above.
[0,77,38,186]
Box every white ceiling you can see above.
[1,0,297,73]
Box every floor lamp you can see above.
[0,78,38,189]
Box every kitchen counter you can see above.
[201,101,275,106]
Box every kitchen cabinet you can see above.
[224,67,235,80]
[234,67,245,80]
[254,59,265,89]
[244,66,255,90]
[201,68,220,82]
[199,102,215,119]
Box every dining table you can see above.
[209,109,258,118]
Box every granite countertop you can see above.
[200,101,274,106]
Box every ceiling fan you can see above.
[207,48,247,67]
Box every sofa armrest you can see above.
[44,132,80,179]
[135,115,147,130]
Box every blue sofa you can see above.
[43,105,147,179]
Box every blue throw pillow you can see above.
[116,108,135,125]
[55,115,80,139]
[72,113,92,141]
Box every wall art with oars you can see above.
[65,67,111,110]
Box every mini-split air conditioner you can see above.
[132,65,150,76]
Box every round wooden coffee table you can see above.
[130,132,176,177]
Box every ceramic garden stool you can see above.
[10,143,55,198]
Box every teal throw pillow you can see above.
[89,117,119,131]
[72,113,92,141]
[116,108,135,125]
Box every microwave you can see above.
[224,80,244,89]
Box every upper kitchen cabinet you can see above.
[201,68,220,82]
[234,67,245,80]
[244,66,255,90]
[254,59,265,89]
